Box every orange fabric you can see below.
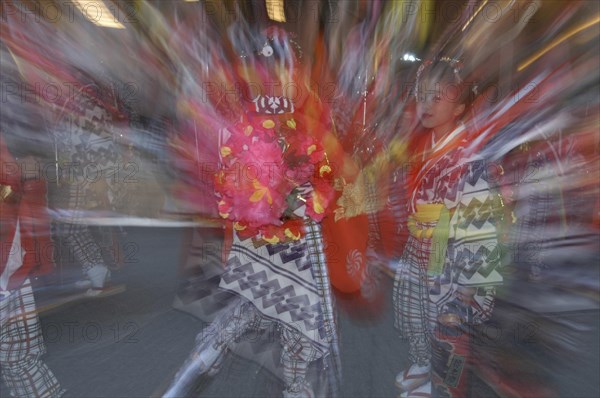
[321,191,369,294]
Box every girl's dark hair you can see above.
[415,58,475,109]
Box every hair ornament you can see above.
[415,56,465,98]
[260,42,274,57]
[418,56,463,83]
[238,28,303,60]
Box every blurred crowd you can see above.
[1,1,598,397]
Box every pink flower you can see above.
[236,140,285,185]
[214,114,336,233]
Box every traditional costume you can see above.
[165,27,342,398]
[393,128,503,396]
[50,76,129,294]
[1,136,65,398]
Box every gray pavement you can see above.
[2,227,598,397]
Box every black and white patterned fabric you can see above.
[52,88,126,213]
[393,142,502,364]
[220,221,334,353]
[253,95,294,115]
[49,85,127,278]
[505,136,591,279]
[173,227,234,322]
[1,279,65,398]
[170,90,341,396]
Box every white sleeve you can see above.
[0,220,25,291]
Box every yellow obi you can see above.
[407,203,446,239]
[407,203,450,276]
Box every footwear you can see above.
[395,363,431,392]
[74,279,92,289]
[87,265,111,289]
[201,342,227,377]
[399,381,431,398]
[282,380,315,398]
[191,328,229,377]
[162,340,227,398]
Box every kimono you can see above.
[1,136,65,398]
[218,95,340,396]
[51,81,128,279]
[167,94,341,398]
[393,132,503,367]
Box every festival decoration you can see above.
[215,114,335,243]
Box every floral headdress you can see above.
[416,57,463,83]
[415,57,479,99]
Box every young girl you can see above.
[393,58,502,397]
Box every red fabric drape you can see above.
[1,136,54,290]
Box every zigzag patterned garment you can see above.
[212,92,341,395]
[394,141,503,365]
[219,220,334,353]
[53,88,126,213]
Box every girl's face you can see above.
[416,79,465,134]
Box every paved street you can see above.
[2,226,598,397]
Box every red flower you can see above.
[306,179,335,222]
[282,218,305,240]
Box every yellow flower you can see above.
[284,228,301,240]
[220,146,232,157]
[244,125,254,136]
[249,180,273,205]
[234,222,247,231]
[319,165,332,177]
[286,119,297,129]
[262,120,275,129]
[218,199,229,219]
[307,144,317,155]
[312,191,325,214]
[263,235,280,244]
